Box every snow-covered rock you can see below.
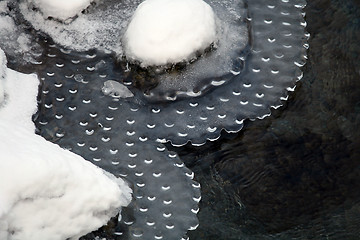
[19,0,142,53]
[123,0,217,66]
[0,52,132,240]
[0,121,132,240]
[29,0,93,21]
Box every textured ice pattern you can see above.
[0,0,307,239]
[33,46,201,239]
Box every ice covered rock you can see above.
[28,0,93,21]
[123,0,217,66]
[19,0,142,53]
[102,80,134,99]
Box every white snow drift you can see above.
[28,0,93,21]
[123,0,218,66]
[0,51,132,240]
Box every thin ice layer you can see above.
[0,52,132,240]
[32,0,308,146]
[142,0,308,146]
[34,43,201,240]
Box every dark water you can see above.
[171,0,360,239]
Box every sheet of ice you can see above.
[0,53,132,240]
[123,0,217,66]
[29,0,93,21]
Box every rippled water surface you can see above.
[175,0,360,239]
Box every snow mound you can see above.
[0,49,6,104]
[28,0,93,21]
[0,52,132,240]
[123,0,217,66]
[0,122,132,240]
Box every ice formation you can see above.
[0,0,308,238]
[0,52,132,240]
[102,80,134,98]
[28,0,93,21]
[123,0,217,66]
[31,45,202,240]
[18,0,247,100]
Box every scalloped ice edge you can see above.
[166,59,308,148]
[165,2,309,148]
